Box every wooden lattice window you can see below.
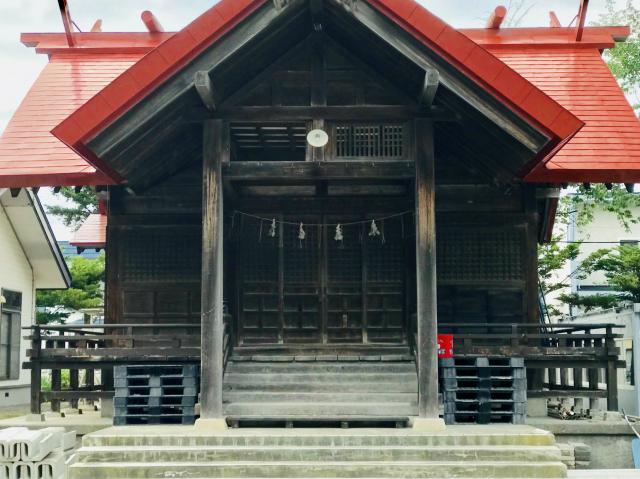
[121,228,201,283]
[437,227,524,283]
[332,123,407,159]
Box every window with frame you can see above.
[0,289,22,380]
[620,240,639,247]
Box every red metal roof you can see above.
[490,47,640,183]
[70,213,107,249]
[0,53,141,187]
[0,1,635,187]
[50,0,583,182]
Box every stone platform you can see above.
[68,425,567,478]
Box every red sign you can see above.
[438,334,454,359]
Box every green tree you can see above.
[538,236,581,318]
[36,253,105,324]
[557,184,640,233]
[47,187,98,230]
[595,0,640,114]
[560,245,640,311]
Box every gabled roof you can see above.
[50,0,581,183]
[0,1,635,187]
[0,188,71,289]
[70,213,107,250]
[0,53,139,187]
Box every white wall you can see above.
[0,200,34,404]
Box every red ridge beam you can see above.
[487,5,507,29]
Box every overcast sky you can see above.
[0,0,635,240]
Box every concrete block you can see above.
[11,450,65,479]
[0,428,26,461]
[99,399,113,419]
[527,397,548,417]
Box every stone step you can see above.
[82,428,557,448]
[223,401,418,417]
[68,460,567,479]
[223,392,417,403]
[224,373,418,384]
[74,445,562,464]
[225,362,417,374]
[223,381,418,393]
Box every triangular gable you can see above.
[51,0,583,183]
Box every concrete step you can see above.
[74,445,562,463]
[223,392,418,403]
[223,381,418,393]
[223,401,418,417]
[225,362,417,374]
[224,373,418,384]
[68,460,567,479]
[81,428,558,448]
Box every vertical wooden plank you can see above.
[30,326,42,415]
[524,185,540,324]
[361,221,368,345]
[278,215,285,344]
[414,118,439,419]
[605,326,619,411]
[320,216,328,344]
[200,119,227,419]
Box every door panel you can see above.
[237,214,408,345]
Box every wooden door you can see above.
[237,214,408,345]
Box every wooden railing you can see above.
[438,322,625,410]
[23,319,231,415]
[24,321,623,414]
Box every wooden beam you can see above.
[344,1,546,153]
[419,68,439,107]
[486,6,507,29]
[576,0,589,41]
[414,118,438,419]
[212,105,450,121]
[56,0,75,47]
[200,119,226,420]
[223,161,415,181]
[195,71,217,111]
[549,11,562,27]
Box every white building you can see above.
[0,188,70,407]
[568,205,640,309]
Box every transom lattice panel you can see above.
[437,227,524,282]
[333,123,406,159]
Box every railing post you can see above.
[30,326,42,415]
[605,325,619,411]
[633,304,640,415]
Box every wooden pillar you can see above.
[199,119,227,424]
[414,118,441,425]
[30,326,42,415]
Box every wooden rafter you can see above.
[194,71,217,111]
[419,68,439,107]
